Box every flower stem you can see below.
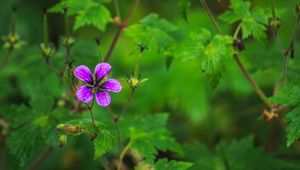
[115,88,135,121]
[0,47,13,71]
[86,98,96,128]
[108,106,121,151]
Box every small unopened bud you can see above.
[269,17,281,31]
[59,134,67,147]
[56,123,65,131]
[127,76,148,89]
[63,36,75,49]
[296,3,300,15]
[233,38,245,51]
[40,43,54,62]
[113,16,121,26]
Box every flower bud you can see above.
[269,17,281,31]
[56,123,65,132]
[40,43,54,62]
[62,36,75,49]
[127,76,148,89]
[59,134,67,147]
[296,3,300,15]
[113,16,121,26]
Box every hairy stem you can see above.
[0,47,13,71]
[26,146,53,170]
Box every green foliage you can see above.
[49,0,112,31]
[219,0,271,41]
[120,113,182,163]
[125,13,177,53]
[93,130,114,159]
[171,28,233,88]
[184,136,300,170]
[5,96,68,168]
[178,0,191,22]
[153,159,193,170]
[270,85,300,146]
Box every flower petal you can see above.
[102,79,122,92]
[94,63,111,81]
[96,91,111,107]
[76,86,93,103]
[74,65,93,83]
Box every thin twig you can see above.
[233,54,272,108]
[103,0,140,62]
[115,89,135,121]
[26,146,53,170]
[200,0,223,35]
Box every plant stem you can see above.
[115,88,135,121]
[103,0,140,62]
[108,106,121,151]
[233,54,272,108]
[219,145,231,170]
[26,146,53,170]
[86,98,96,128]
[118,139,133,170]
[233,23,242,39]
[113,0,121,17]
[0,47,13,71]
[200,0,223,35]
[201,0,272,109]
[103,27,123,62]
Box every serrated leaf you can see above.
[178,0,191,22]
[126,13,177,53]
[93,130,114,159]
[219,0,271,41]
[285,107,300,147]
[153,159,193,170]
[120,113,182,163]
[74,4,112,31]
[201,35,233,89]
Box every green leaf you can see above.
[285,107,300,147]
[120,113,182,163]
[270,85,300,146]
[153,159,193,170]
[178,0,191,22]
[219,0,271,41]
[201,35,233,88]
[74,4,112,31]
[93,130,114,159]
[126,13,177,53]
[184,136,300,170]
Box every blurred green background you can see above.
[1,0,300,169]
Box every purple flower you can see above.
[74,63,122,107]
